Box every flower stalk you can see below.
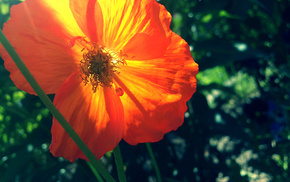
[146,143,162,182]
[113,145,127,182]
[86,161,105,182]
[0,29,115,182]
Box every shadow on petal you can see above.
[49,72,124,162]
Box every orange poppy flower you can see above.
[0,0,198,162]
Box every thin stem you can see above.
[113,145,127,182]
[0,29,115,182]
[86,161,105,182]
[146,143,162,182]
[113,74,147,116]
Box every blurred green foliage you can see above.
[0,0,24,28]
[0,0,290,181]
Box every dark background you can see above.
[0,0,289,181]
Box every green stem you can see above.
[146,143,162,182]
[86,161,105,182]
[113,145,127,182]
[0,30,115,182]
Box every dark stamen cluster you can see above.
[80,44,115,92]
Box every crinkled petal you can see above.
[49,72,124,162]
[0,0,84,94]
[69,0,171,59]
[69,0,103,43]
[115,32,198,145]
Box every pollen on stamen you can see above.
[78,42,127,92]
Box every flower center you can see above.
[79,43,126,92]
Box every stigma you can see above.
[78,42,126,92]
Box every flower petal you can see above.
[115,32,198,145]
[121,0,172,59]
[69,0,103,43]
[49,72,124,162]
[70,0,171,59]
[0,0,84,94]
